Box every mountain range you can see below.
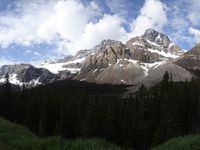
[0,29,198,88]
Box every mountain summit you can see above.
[76,29,186,84]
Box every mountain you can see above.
[0,64,73,87]
[127,29,183,62]
[75,29,186,84]
[0,29,197,87]
[132,61,194,88]
[0,64,56,86]
[175,44,200,76]
[36,48,97,75]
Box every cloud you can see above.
[106,0,130,17]
[185,0,200,26]
[0,0,131,56]
[0,0,169,58]
[166,4,191,46]
[189,27,200,43]
[76,14,128,50]
[186,0,200,44]
[25,50,32,54]
[25,50,41,56]
[0,57,18,67]
[165,0,200,48]
[3,0,198,60]
[0,0,100,54]
[129,0,167,37]
[37,0,96,43]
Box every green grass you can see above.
[152,135,200,150]
[0,118,123,150]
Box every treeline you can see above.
[0,72,200,150]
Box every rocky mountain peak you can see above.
[143,29,160,39]
[74,49,90,59]
[126,30,183,63]
[142,29,171,48]
[100,39,117,46]
[91,39,120,52]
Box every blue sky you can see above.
[0,0,200,65]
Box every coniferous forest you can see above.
[0,71,200,150]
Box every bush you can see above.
[152,135,200,150]
[0,118,123,150]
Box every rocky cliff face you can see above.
[0,64,57,86]
[126,29,183,63]
[175,44,200,76]
[76,29,186,84]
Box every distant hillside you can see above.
[0,118,123,150]
[152,135,200,150]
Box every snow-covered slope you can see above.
[37,58,86,74]
[0,64,56,86]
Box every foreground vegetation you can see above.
[0,118,123,150]
[2,117,200,150]
[152,135,200,150]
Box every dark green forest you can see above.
[0,71,200,150]
[0,117,124,150]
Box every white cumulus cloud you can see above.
[185,0,200,26]
[0,0,100,54]
[129,0,167,37]
[76,14,128,50]
[0,57,18,67]
[189,27,200,43]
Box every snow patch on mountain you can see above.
[37,57,85,74]
[0,74,24,86]
[147,48,179,58]
[146,39,161,47]
[140,61,165,76]
[37,63,68,74]
[9,74,23,86]
[0,73,42,86]
[29,78,41,86]
[0,78,5,83]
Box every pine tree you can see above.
[3,73,12,119]
[38,102,48,137]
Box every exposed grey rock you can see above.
[0,64,57,86]
[142,29,171,48]
[76,40,128,82]
[57,70,76,80]
[95,60,144,84]
[137,61,194,86]
[62,62,82,69]
[76,29,184,84]
[127,61,195,93]
[175,44,200,75]
[126,29,183,63]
